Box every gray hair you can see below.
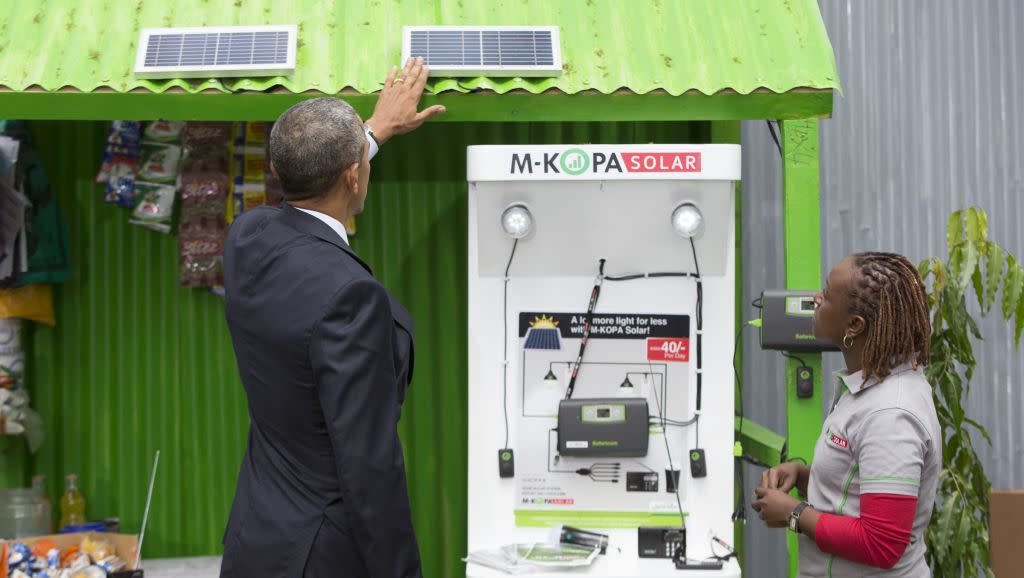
[269,97,364,201]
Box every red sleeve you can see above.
[813,494,917,570]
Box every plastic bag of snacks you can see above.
[137,142,181,184]
[129,181,176,234]
[179,219,225,287]
[3,536,127,578]
[228,122,270,223]
[180,146,230,220]
[95,121,142,208]
[143,120,184,143]
[179,122,231,287]
[182,122,232,150]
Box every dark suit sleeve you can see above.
[310,278,423,578]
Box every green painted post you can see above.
[780,119,824,578]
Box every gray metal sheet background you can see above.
[739,1,1024,573]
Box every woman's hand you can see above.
[751,487,801,528]
[760,461,810,495]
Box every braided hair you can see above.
[848,252,931,382]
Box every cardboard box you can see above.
[990,490,1024,578]
[1,532,143,577]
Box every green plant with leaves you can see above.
[918,207,1024,578]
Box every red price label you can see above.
[647,338,690,362]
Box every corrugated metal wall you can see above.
[740,1,1024,574]
[14,120,712,577]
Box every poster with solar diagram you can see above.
[514,311,693,527]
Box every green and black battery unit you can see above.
[557,398,650,457]
[759,290,839,352]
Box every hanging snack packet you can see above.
[240,149,267,211]
[144,120,185,143]
[138,142,182,183]
[103,154,139,207]
[105,121,142,148]
[179,219,225,287]
[96,121,142,185]
[181,151,230,220]
[130,181,176,234]
[180,122,231,287]
[183,122,232,150]
[245,121,269,146]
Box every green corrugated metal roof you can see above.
[0,0,839,97]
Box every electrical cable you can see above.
[604,271,699,281]
[501,239,519,450]
[564,259,606,400]
[689,237,704,452]
[546,429,620,482]
[733,326,744,435]
[690,238,703,418]
[652,417,700,427]
[781,351,811,369]
[710,535,737,562]
[651,371,687,529]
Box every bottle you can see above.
[59,473,87,530]
[32,474,53,533]
[32,474,49,502]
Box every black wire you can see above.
[689,237,702,280]
[733,325,745,440]
[547,430,620,482]
[564,260,605,400]
[652,369,687,527]
[766,120,782,158]
[547,429,573,473]
[653,417,700,427]
[732,459,746,523]
[781,351,811,369]
[710,535,737,561]
[501,239,518,450]
[605,272,699,281]
[690,237,703,424]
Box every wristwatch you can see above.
[789,502,810,534]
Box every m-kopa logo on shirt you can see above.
[828,430,849,449]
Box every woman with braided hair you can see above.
[752,252,941,576]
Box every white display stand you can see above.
[467,145,742,578]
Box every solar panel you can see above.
[524,327,563,350]
[403,26,561,77]
[135,25,296,79]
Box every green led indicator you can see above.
[501,451,512,461]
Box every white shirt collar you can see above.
[833,361,919,394]
[293,207,350,246]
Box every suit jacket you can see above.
[220,204,422,578]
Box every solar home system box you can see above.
[466,145,742,576]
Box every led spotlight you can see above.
[501,204,533,239]
[671,203,704,238]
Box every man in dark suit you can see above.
[220,58,445,578]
